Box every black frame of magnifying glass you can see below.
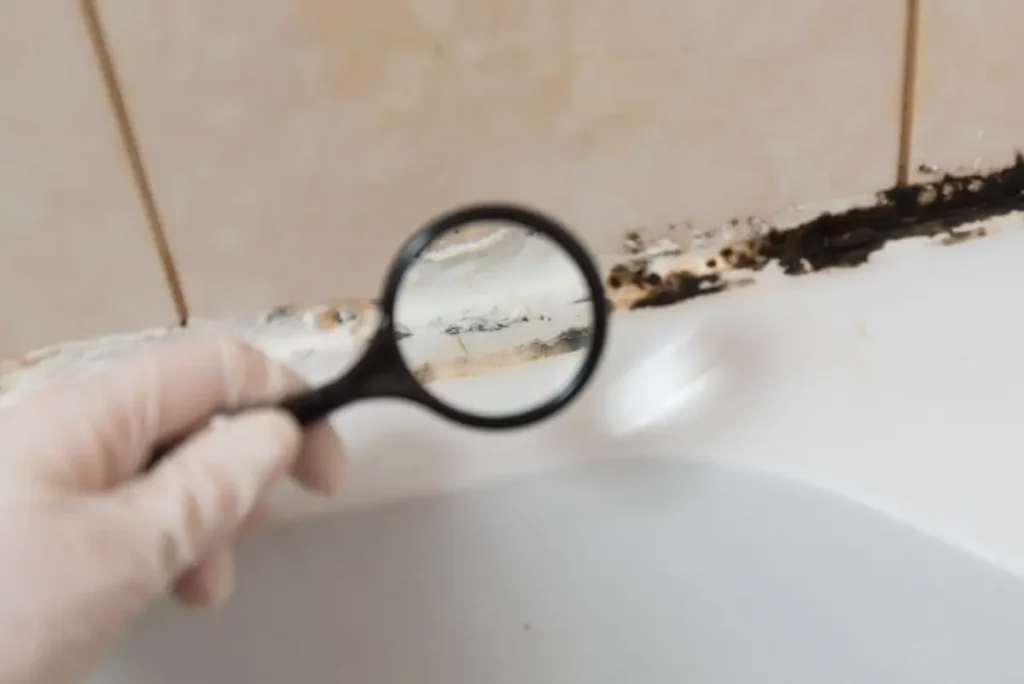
[277,202,610,431]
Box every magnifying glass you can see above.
[146,203,609,470]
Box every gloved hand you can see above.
[0,336,345,684]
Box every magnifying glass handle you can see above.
[277,388,337,426]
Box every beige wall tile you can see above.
[911,0,1024,179]
[97,0,905,318]
[0,2,178,357]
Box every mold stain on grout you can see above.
[608,156,1024,311]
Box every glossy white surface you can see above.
[92,461,1024,684]
[91,225,1024,683]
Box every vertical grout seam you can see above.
[896,0,922,186]
[79,0,191,326]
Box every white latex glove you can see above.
[0,336,345,684]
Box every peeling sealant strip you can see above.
[3,175,1024,408]
[0,227,597,407]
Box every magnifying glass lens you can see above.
[392,219,596,419]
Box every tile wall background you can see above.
[0,0,1015,356]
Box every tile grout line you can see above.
[79,0,191,326]
[896,0,921,186]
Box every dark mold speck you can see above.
[527,326,593,356]
[632,271,726,309]
[606,263,633,289]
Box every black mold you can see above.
[525,326,593,356]
[611,155,1024,310]
[631,271,727,309]
[264,305,299,322]
[444,316,527,335]
[756,155,1024,275]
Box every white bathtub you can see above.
[75,222,1024,683]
